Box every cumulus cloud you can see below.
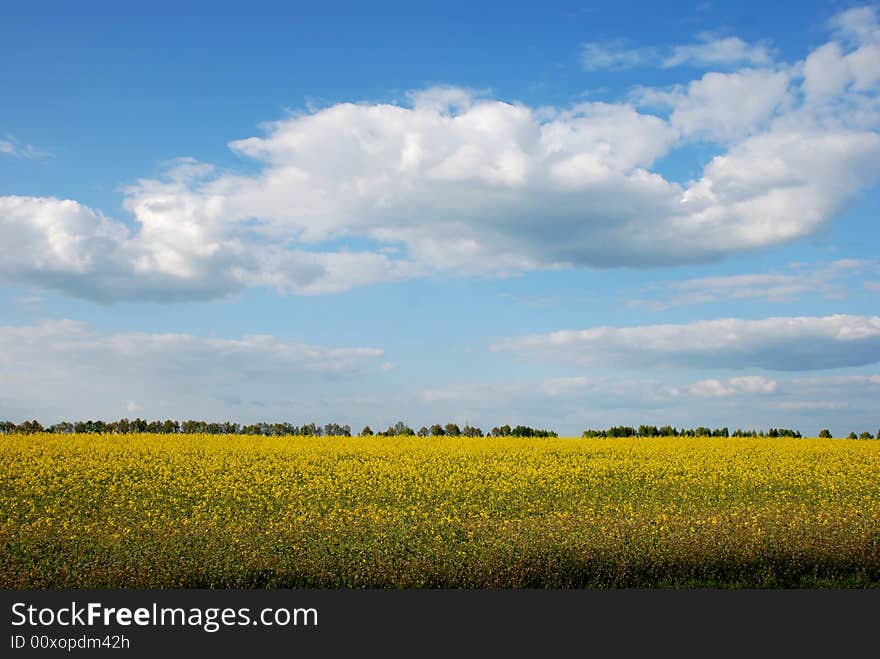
[804,5,880,99]
[492,315,880,371]
[1,8,879,302]
[637,68,794,143]
[0,320,385,422]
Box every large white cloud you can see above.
[1,8,879,302]
[492,315,880,371]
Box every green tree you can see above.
[393,421,415,436]
[818,429,832,438]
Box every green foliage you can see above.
[582,425,803,439]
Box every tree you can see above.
[417,426,429,437]
[444,423,461,437]
[360,426,373,437]
[818,429,832,438]
[323,423,351,437]
[859,431,873,440]
[393,421,415,436]
[848,432,858,439]
[430,424,445,437]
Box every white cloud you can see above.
[581,41,655,70]
[790,374,880,386]
[830,6,880,44]
[686,375,777,397]
[1,9,879,302]
[0,320,386,422]
[540,376,594,396]
[0,136,51,160]
[663,34,774,68]
[772,400,848,411]
[582,34,772,71]
[731,375,778,393]
[0,320,383,376]
[629,259,877,309]
[803,6,880,101]
[642,68,793,143]
[492,315,880,371]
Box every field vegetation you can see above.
[2,433,879,588]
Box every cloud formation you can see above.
[681,376,778,397]
[406,369,877,435]
[663,34,774,68]
[0,136,51,160]
[492,315,880,371]
[581,41,656,71]
[0,320,385,422]
[581,34,773,71]
[1,7,879,302]
[629,259,877,310]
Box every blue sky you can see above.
[1,1,879,435]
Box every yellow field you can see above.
[2,433,879,587]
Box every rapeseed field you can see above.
[2,434,878,587]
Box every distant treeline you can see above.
[366,422,557,438]
[1,419,876,439]
[0,418,557,438]
[582,425,878,439]
[582,425,802,438]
